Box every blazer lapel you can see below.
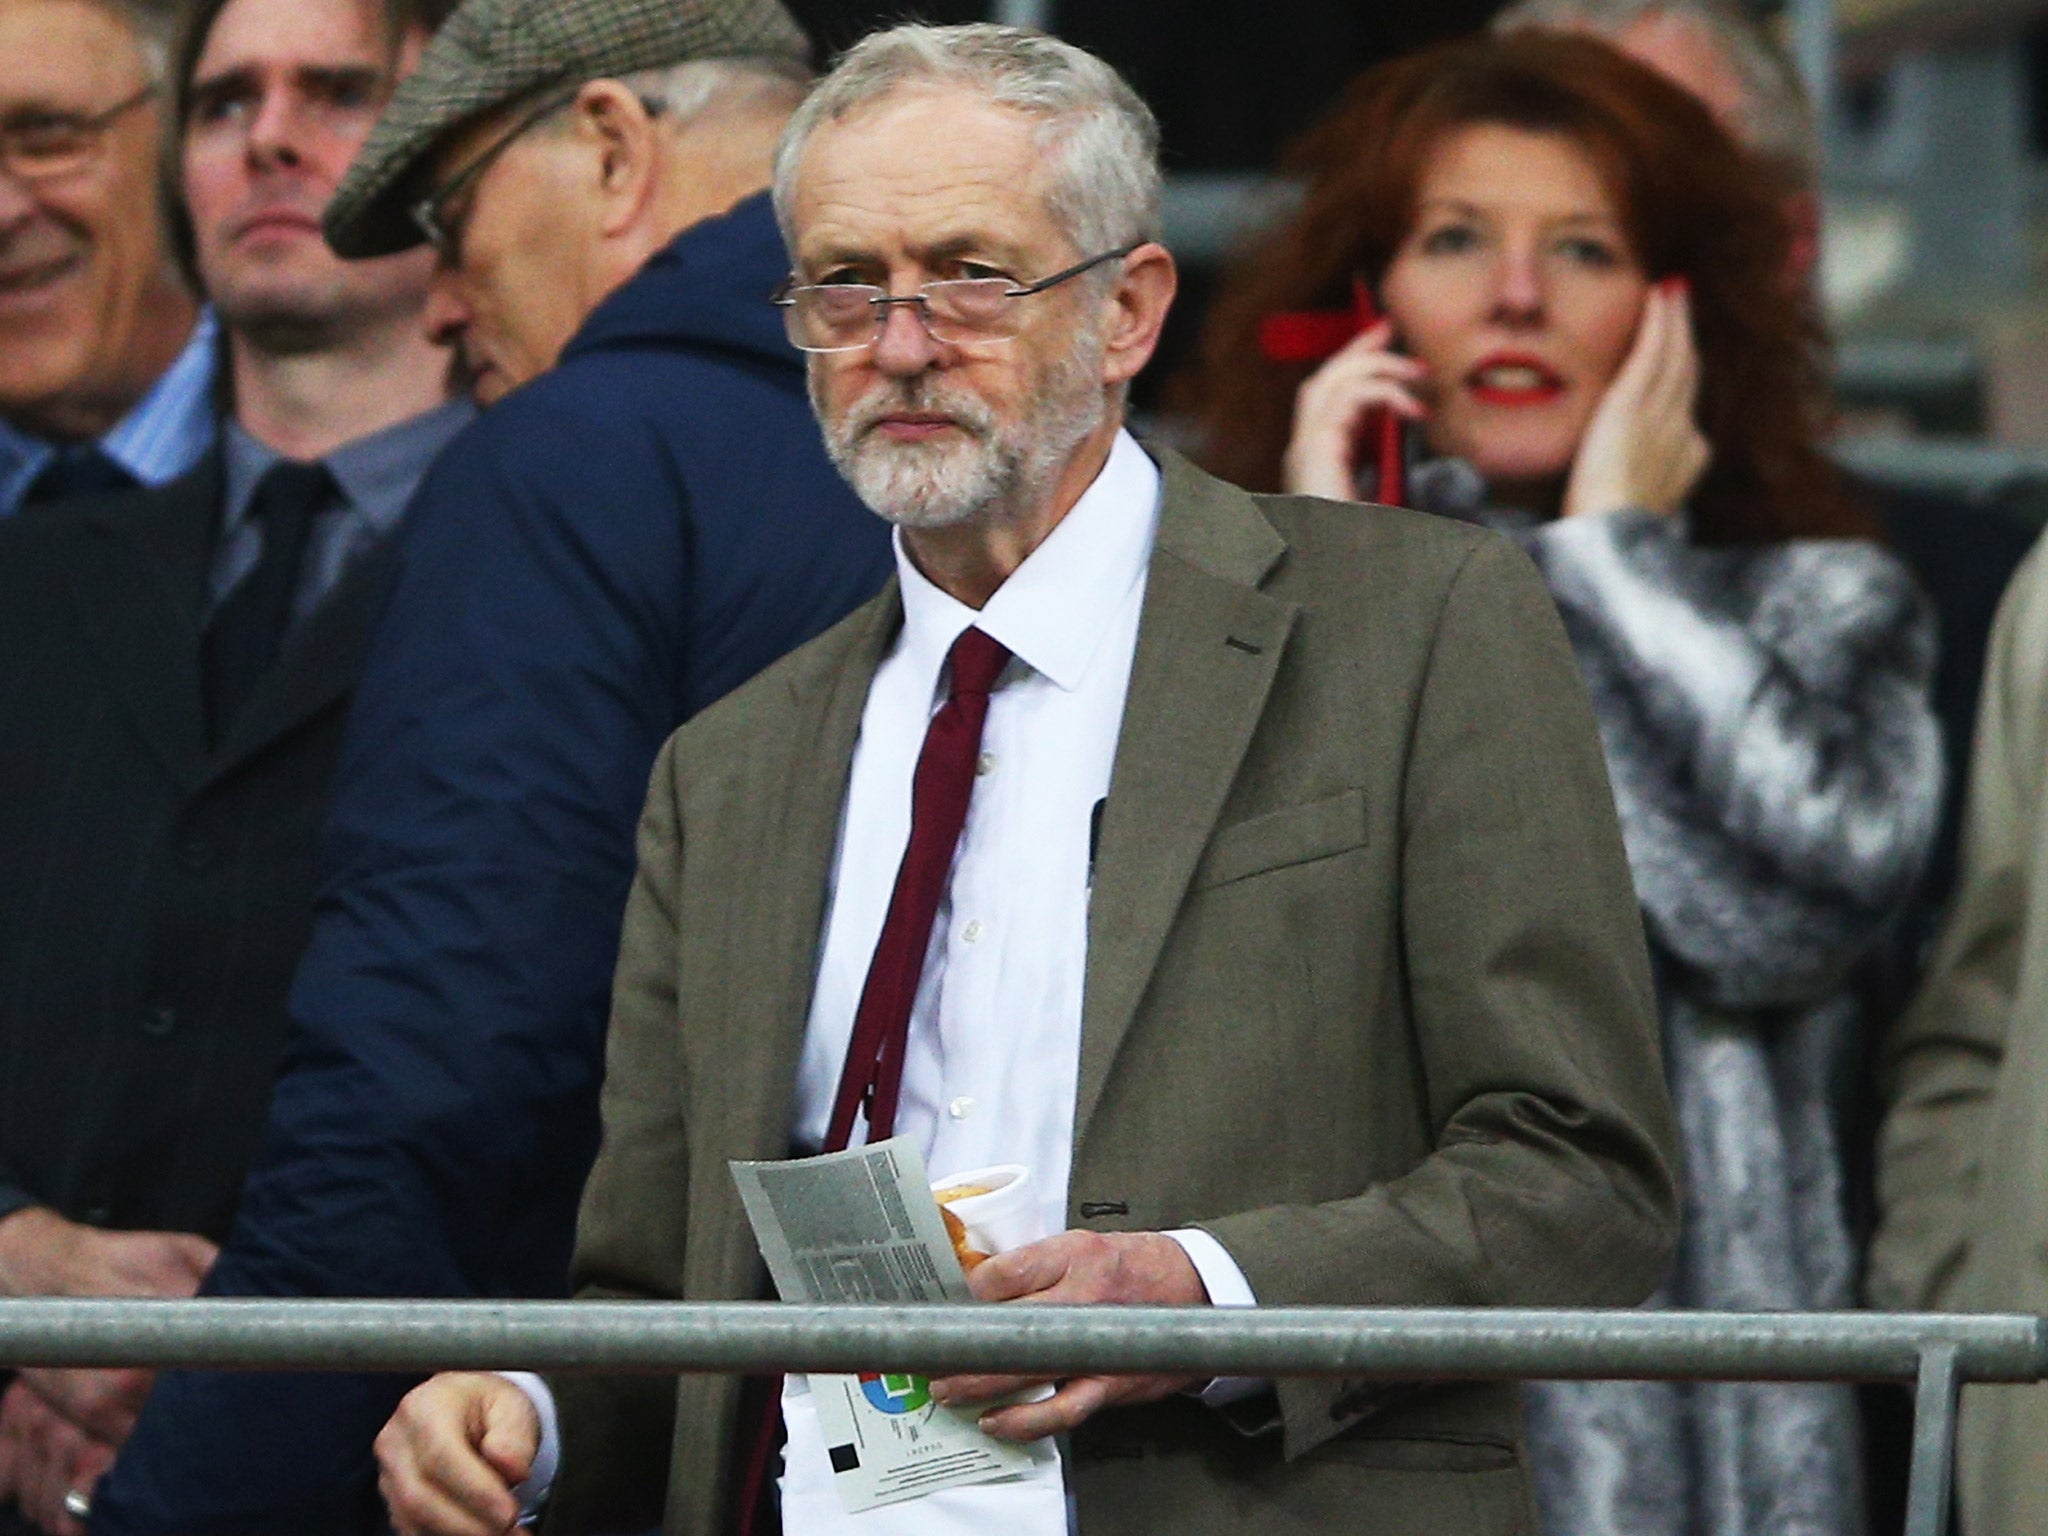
[62,461,219,792]
[206,535,398,780]
[721,584,904,1160]
[1075,452,1297,1149]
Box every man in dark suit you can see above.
[377,24,1679,1536]
[0,0,465,1529]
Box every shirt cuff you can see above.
[1164,1228,1267,1407]
[497,1371,561,1525]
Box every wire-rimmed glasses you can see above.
[409,85,579,261]
[773,244,1139,354]
[0,84,156,184]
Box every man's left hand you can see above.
[926,1230,1209,1441]
[0,1379,114,1536]
[18,1366,154,1448]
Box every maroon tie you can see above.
[734,625,1011,1536]
[824,624,1012,1148]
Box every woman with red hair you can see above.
[1183,33,1938,1536]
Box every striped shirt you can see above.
[0,310,220,518]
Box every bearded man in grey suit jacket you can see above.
[375,24,1679,1536]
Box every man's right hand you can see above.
[377,1373,539,1536]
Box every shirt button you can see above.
[177,836,215,871]
[976,752,996,777]
[948,1096,976,1120]
[962,919,983,943]
[141,1005,178,1038]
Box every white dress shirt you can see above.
[511,431,1254,1530]
[791,427,1156,1216]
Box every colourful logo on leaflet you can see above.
[859,1373,931,1414]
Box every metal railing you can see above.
[4,1301,2038,1536]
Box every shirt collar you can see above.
[894,427,1161,695]
[324,395,472,530]
[100,308,220,483]
[220,396,473,539]
[0,308,220,515]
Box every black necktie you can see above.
[203,460,332,743]
[20,444,134,508]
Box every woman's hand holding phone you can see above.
[1563,278,1710,521]
[1281,319,1428,501]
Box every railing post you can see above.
[1903,1342,1961,1536]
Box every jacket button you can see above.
[141,1006,178,1038]
[177,836,215,871]
[82,1206,111,1226]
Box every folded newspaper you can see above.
[730,1139,1054,1513]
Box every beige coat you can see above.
[540,451,1680,1536]
[1870,528,2048,1532]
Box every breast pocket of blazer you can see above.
[1189,788,1370,893]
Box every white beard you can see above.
[815,331,1109,531]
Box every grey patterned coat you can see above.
[1439,495,1942,1536]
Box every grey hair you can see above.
[617,56,811,129]
[1493,0,1815,179]
[531,56,811,140]
[771,22,1161,260]
[89,0,184,80]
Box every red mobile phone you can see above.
[1348,279,1407,508]
[1256,279,1407,506]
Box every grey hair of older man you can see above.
[770,22,1162,265]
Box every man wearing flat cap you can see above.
[91,0,888,1530]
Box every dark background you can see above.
[779,3,1510,403]
[784,2,1507,171]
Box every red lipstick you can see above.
[1466,351,1566,407]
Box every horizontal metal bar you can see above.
[0,1301,2041,1384]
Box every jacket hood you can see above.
[561,191,799,371]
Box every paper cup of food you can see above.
[930,1164,1040,1270]
[931,1165,1058,1410]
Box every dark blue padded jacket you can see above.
[94,192,891,1534]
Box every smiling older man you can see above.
[0,0,216,516]
[374,23,1679,1536]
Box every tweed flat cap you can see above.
[325,0,808,258]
